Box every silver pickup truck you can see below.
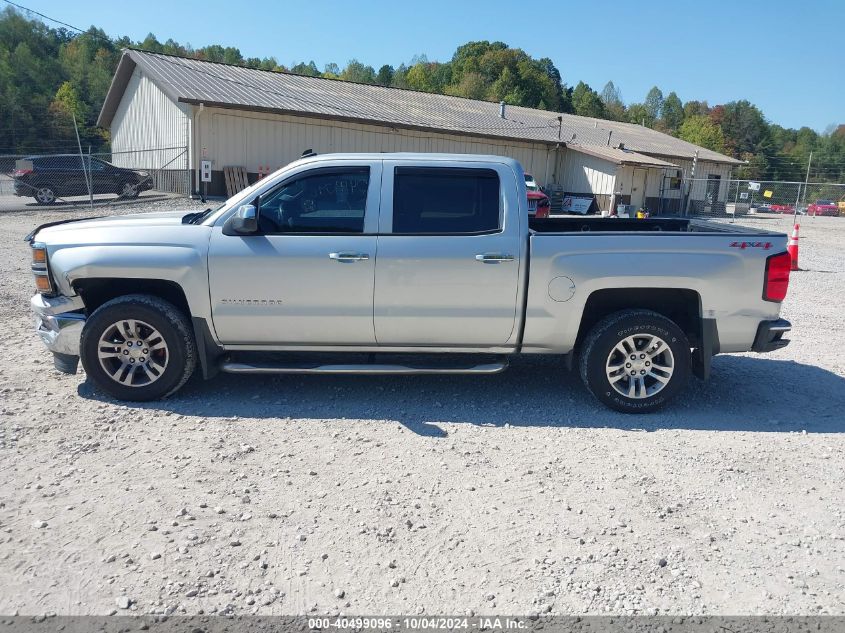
[27,153,792,412]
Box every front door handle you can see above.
[475,253,515,263]
[329,252,369,262]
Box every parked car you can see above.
[807,200,840,217]
[13,155,152,205]
[524,173,551,218]
[26,153,792,413]
[527,190,551,218]
[769,203,794,213]
[524,172,541,192]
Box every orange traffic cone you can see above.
[787,223,800,271]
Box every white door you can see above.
[631,168,647,208]
[373,161,522,347]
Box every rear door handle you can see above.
[475,253,515,263]
[329,252,369,262]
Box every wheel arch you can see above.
[575,287,703,351]
[73,278,223,379]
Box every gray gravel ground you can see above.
[0,202,843,617]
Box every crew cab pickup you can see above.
[27,153,793,412]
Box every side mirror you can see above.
[230,204,258,234]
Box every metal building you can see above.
[97,49,741,212]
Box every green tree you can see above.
[405,62,440,93]
[599,80,625,120]
[446,71,487,100]
[375,64,394,86]
[678,115,725,153]
[289,61,320,77]
[683,100,709,119]
[644,86,664,121]
[660,91,684,133]
[626,103,651,127]
[340,59,376,84]
[719,100,768,156]
[571,81,605,118]
[49,80,84,120]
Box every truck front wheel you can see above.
[80,294,196,401]
[579,310,690,413]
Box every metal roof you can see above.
[99,50,742,166]
[566,144,678,168]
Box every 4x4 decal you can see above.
[730,241,773,250]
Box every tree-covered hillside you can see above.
[1,7,843,182]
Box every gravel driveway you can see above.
[1,203,843,617]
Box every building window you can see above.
[392,167,501,234]
[668,170,681,190]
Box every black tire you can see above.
[33,185,57,205]
[118,181,140,199]
[579,309,690,413]
[80,294,196,401]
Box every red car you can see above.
[769,203,794,213]
[525,173,551,218]
[807,200,840,217]
[528,190,551,218]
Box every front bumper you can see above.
[31,294,86,356]
[751,318,791,353]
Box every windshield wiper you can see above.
[182,208,213,225]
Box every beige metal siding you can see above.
[557,149,617,194]
[110,68,190,169]
[665,158,732,202]
[195,108,553,183]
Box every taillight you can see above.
[763,251,791,302]
[12,168,32,177]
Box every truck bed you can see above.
[528,216,784,235]
[520,217,788,355]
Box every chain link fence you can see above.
[671,177,845,219]
[0,146,189,210]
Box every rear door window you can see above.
[392,167,501,234]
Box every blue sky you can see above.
[27,0,845,132]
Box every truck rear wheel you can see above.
[80,294,196,401]
[579,310,690,413]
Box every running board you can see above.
[219,359,509,375]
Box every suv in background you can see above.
[806,200,840,217]
[13,155,152,205]
[524,172,551,218]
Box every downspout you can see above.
[193,103,205,198]
[543,144,552,187]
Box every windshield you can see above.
[817,200,834,205]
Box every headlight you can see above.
[31,242,54,295]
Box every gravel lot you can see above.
[0,201,843,617]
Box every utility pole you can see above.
[684,150,699,216]
[802,151,813,212]
[72,112,93,211]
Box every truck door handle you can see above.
[329,252,369,262]
[475,253,514,263]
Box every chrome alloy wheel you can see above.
[97,319,169,387]
[36,187,56,204]
[605,334,674,399]
[120,182,137,196]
